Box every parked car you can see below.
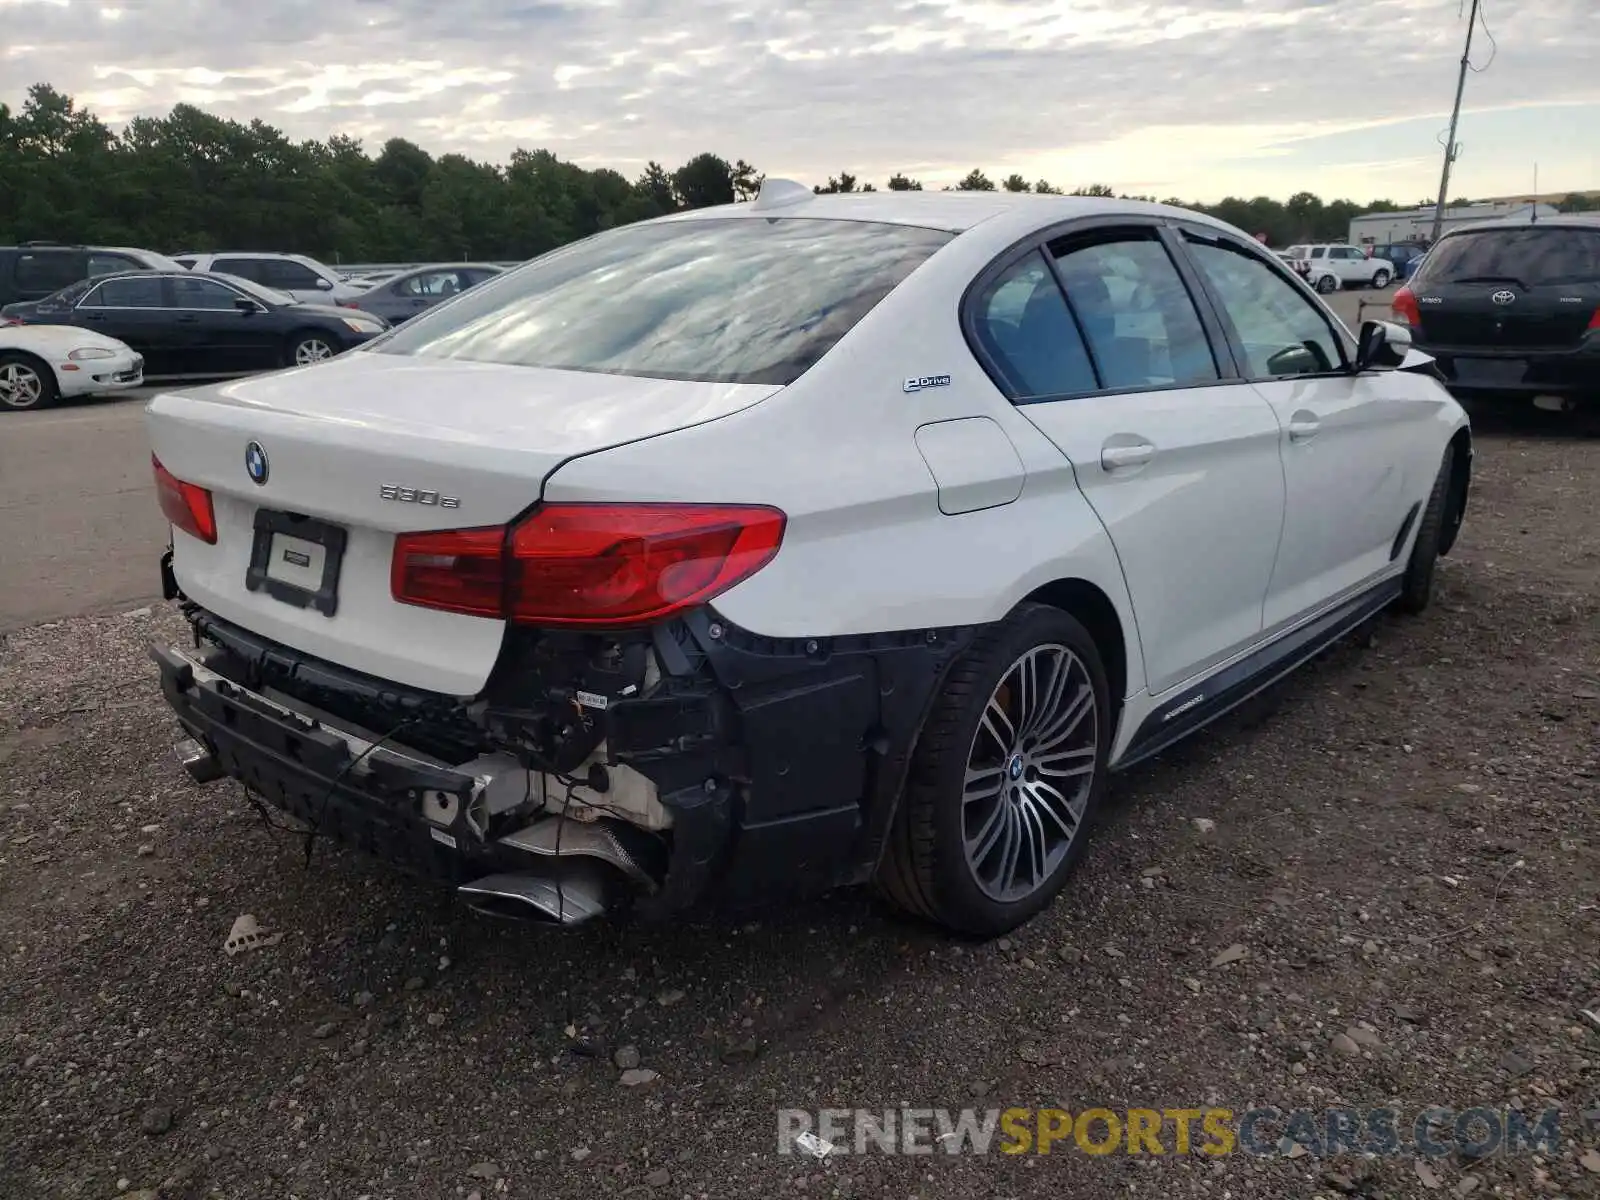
[170,252,366,305]
[1367,242,1429,282]
[1281,243,1394,293]
[0,242,189,307]
[144,184,1472,937]
[1389,215,1600,419]
[1,270,388,378]
[347,263,506,324]
[0,321,144,412]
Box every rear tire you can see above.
[1372,268,1392,288]
[1395,448,1453,615]
[0,350,58,412]
[876,603,1111,937]
[285,330,340,368]
[1316,274,1338,294]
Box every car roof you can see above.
[1438,215,1600,237]
[652,186,1243,239]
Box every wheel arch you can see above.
[1019,576,1130,713]
[1440,425,1473,556]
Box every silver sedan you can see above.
[346,263,505,325]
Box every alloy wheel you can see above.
[962,644,1098,904]
[294,339,334,365]
[0,362,45,408]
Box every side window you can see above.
[81,276,164,308]
[213,257,263,282]
[260,260,323,290]
[1049,232,1219,389]
[970,251,1096,399]
[172,276,246,310]
[1184,236,1345,378]
[87,253,139,278]
[399,271,464,297]
[14,250,87,292]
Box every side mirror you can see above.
[235,298,259,314]
[315,278,334,290]
[1355,319,1411,371]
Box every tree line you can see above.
[2,83,1595,264]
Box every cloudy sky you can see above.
[3,0,1598,202]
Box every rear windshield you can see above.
[371,217,955,386]
[1412,226,1600,287]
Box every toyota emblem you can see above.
[1491,289,1516,306]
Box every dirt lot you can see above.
[2,422,1597,1200]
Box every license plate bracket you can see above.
[246,509,347,617]
[1452,356,1527,387]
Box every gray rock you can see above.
[1345,1025,1381,1048]
[354,991,376,1007]
[1210,943,1248,968]
[1498,1049,1534,1078]
[571,1147,591,1161]
[620,1068,660,1087]
[403,976,425,992]
[466,1161,500,1180]
[656,989,686,1007]
[613,1044,641,1070]
[311,1022,338,1040]
[140,1105,173,1135]
[1330,1033,1361,1057]
[645,1168,672,1187]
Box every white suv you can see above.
[144,185,1472,937]
[1284,243,1395,293]
[171,252,364,305]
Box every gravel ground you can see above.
[2,424,1597,1200]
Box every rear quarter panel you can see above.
[541,228,1148,697]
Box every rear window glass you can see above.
[372,217,955,385]
[1413,226,1600,287]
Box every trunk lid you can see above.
[145,350,780,695]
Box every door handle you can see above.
[1288,414,1320,443]
[1100,441,1155,470]
[175,314,199,323]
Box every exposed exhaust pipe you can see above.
[457,857,615,926]
[174,736,223,784]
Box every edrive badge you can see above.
[245,440,269,485]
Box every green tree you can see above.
[672,152,735,208]
[956,169,995,191]
[1001,174,1030,193]
[886,173,923,191]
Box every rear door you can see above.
[1406,225,1600,388]
[12,249,89,302]
[1175,225,1440,629]
[972,221,1287,695]
[73,276,175,372]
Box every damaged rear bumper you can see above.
[150,601,980,922]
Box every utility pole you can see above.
[1430,0,1480,244]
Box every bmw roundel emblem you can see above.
[245,441,269,485]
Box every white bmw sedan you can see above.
[143,183,1472,937]
[0,322,144,411]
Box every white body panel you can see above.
[1016,385,1286,696]
[144,190,1470,767]
[0,324,144,398]
[147,351,780,694]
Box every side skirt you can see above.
[1114,574,1403,770]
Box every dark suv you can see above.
[1390,217,1600,417]
[0,243,188,307]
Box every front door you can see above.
[1176,226,1437,631]
[970,224,1287,696]
[166,275,282,372]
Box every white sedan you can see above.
[0,323,144,412]
[144,184,1472,937]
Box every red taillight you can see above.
[1390,286,1421,327]
[391,503,786,628]
[1588,307,1600,330]
[152,455,217,544]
